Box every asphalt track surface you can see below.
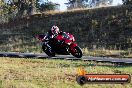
[0,52,132,65]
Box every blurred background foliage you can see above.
[0,0,132,21]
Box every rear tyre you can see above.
[42,44,55,57]
[70,46,82,58]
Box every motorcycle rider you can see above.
[42,25,60,41]
[41,25,65,49]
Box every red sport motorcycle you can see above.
[36,32,82,58]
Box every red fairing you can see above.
[66,32,75,42]
[64,39,71,44]
[56,34,63,41]
[56,32,75,44]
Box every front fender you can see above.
[69,43,78,49]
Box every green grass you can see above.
[0,57,132,88]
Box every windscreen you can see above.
[62,32,70,39]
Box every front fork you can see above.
[69,43,78,49]
[69,43,78,53]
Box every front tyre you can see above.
[70,46,82,58]
[42,43,55,57]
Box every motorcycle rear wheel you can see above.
[70,46,82,58]
[42,44,55,57]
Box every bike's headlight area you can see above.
[69,38,73,40]
[67,42,71,45]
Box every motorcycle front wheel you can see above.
[70,46,82,58]
[42,43,55,57]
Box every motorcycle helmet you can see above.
[51,25,59,35]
